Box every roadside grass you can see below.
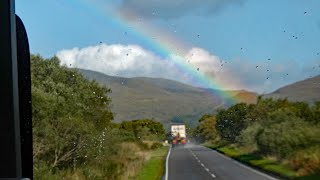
[136,146,169,180]
[205,144,298,179]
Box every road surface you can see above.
[166,144,279,180]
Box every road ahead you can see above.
[167,144,278,180]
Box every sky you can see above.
[16,0,320,93]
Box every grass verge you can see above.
[204,144,300,179]
[136,146,169,180]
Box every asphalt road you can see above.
[166,144,279,180]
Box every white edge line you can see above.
[206,147,279,180]
[165,145,172,180]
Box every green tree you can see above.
[256,109,320,157]
[216,103,249,143]
[31,55,114,170]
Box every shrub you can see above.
[288,145,320,176]
[256,111,320,157]
[236,122,261,149]
[150,142,163,150]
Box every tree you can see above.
[256,109,320,157]
[31,55,114,169]
[196,115,220,143]
[216,103,249,143]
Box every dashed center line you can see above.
[190,150,216,179]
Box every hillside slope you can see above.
[264,75,320,103]
[79,69,236,126]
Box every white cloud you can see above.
[57,44,192,85]
[56,44,320,93]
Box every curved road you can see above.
[166,144,279,180]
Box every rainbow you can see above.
[77,1,247,104]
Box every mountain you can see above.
[264,75,320,103]
[78,69,256,127]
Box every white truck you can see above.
[171,124,186,147]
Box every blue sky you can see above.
[16,0,320,93]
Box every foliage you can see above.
[31,55,167,179]
[192,114,220,143]
[216,103,249,143]
[256,109,320,157]
[119,119,165,141]
[136,147,168,180]
[198,96,320,178]
[236,122,261,149]
[32,55,114,171]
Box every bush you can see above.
[288,145,320,176]
[256,110,320,157]
[137,141,150,150]
[236,122,261,149]
[150,142,163,150]
[216,103,249,143]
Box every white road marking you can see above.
[165,145,172,180]
[191,149,216,179]
[205,147,278,180]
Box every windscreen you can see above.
[16,0,320,180]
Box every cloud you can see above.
[118,0,246,19]
[56,44,320,93]
[56,44,184,80]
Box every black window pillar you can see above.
[0,0,23,178]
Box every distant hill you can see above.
[78,69,256,127]
[264,75,320,103]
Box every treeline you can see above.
[31,55,165,179]
[192,97,320,177]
